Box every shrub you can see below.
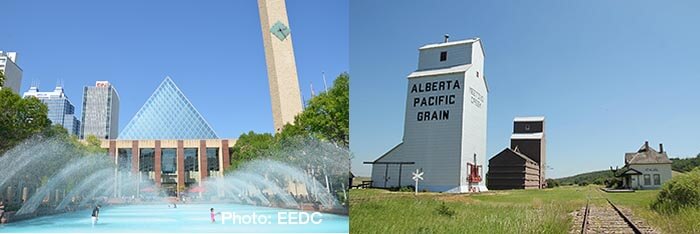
[398,186,415,192]
[605,178,623,189]
[578,182,588,186]
[435,202,455,217]
[651,168,700,213]
[546,179,560,188]
[592,178,606,185]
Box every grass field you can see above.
[350,186,700,233]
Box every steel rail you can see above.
[580,198,590,234]
[606,198,643,234]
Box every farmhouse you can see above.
[614,141,672,190]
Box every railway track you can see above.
[572,194,657,234]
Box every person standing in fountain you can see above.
[210,208,218,223]
[91,205,100,225]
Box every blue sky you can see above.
[1,0,348,138]
[350,0,700,178]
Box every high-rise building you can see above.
[81,81,120,139]
[0,51,23,94]
[258,0,304,133]
[23,85,81,135]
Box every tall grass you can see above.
[351,186,700,233]
[607,189,700,233]
[350,187,588,233]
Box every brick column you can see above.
[154,141,162,186]
[109,140,118,197]
[109,140,117,164]
[222,140,230,172]
[131,141,139,174]
[131,141,139,196]
[199,140,208,182]
[177,140,185,195]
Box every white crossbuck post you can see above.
[412,169,424,195]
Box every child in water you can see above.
[210,208,216,223]
[91,205,100,226]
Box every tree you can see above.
[0,89,51,154]
[226,73,350,172]
[283,73,349,146]
[84,135,105,153]
[227,131,276,171]
[670,156,700,173]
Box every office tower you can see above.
[81,81,120,139]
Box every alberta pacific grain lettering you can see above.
[411,79,461,122]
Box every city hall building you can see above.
[98,77,235,196]
[368,37,488,193]
[101,139,235,197]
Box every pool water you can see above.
[0,203,348,233]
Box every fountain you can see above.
[0,136,349,232]
[55,168,112,210]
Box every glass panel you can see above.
[207,147,219,171]
[117,148,132,171]
[653,174,661,185]
[118,78,219,140]
[161,148,177,174]
[184,148,198,172]
[139,148,155,172]
[644,174,651,185]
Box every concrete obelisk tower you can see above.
[258,0,303,133]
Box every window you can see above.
[207,147,220,171]
[644,174,651,185]
[161,148,177,174]
[139,148,155,172]
[653,174,661,185]
[117,148,132,171]
[440,51,447,61]
[184,148,198,172]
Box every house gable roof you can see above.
[625,142,672,165]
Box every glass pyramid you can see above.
[118,76,219,140]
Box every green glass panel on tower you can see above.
[118,76,218,140]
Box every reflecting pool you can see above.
[0,203,348,233]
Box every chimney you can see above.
[644,141,649,149]
[444,34,450,43]
[659,143,664,153]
